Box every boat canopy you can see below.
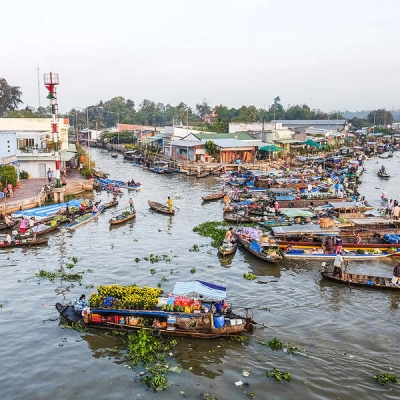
[172,280,227,299]
[272,224,340,237]
[282,209,315,218]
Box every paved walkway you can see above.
[1,169,90,216]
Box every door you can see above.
[38,163,47,178]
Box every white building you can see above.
[0,118,75,178]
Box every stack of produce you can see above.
[89,284,163,310]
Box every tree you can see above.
[367,109,393,126]
[269,96,284,120]
[196,101,211,121]
[285,104,314,120]
[0,78,23,116]
[0,165,18,189]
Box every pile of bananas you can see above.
[89,284,163,309]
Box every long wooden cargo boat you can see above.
[55,281,253,339]
[285,248,392,260]
[0,237,49,248]
[202,193,225,202]
[321,270,400,291]
[148,200,175,215]
[65,205,105,231]
[236,229,283,263]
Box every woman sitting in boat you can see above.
[4,214,14,227]
[3,233,12,245]
[224,227,236,244]
[353,232,361,244]
[74,294,88,315]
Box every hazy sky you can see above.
[2,0,399,113]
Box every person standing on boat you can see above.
[335,236,343,253]
[129,198,135,212]
[167,196,173,213]
[65,203,70,219]
[333,251,345,279]
[392,264,400,286]
[325,236,334,254]
[274,201,280,216]
[19,216,27,235]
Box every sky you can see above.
[2,0,399,114]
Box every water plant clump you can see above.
[243,272,257,280]
[127,329,177,391]
[265,367,291,384]
[373,373,398,385]
[193,221,230,247]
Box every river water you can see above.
[1,149,399,400]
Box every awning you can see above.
[172,280,227,299]
[305,139,328,149]
[259,144,284,152]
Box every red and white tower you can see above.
[43,72,61,188]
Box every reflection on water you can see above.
[1,149,400,399]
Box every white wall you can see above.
[229,122,282,133]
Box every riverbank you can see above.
[1,168,92,216]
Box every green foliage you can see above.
[265,367,291,384]
[127,330,177,391]
[19,170,29,179]
[0,78,23,116]
[189,244,199,252]
[190,267,196,274]
[0,165,18,188]
[267,337,283,350]
[201,394,219,400]
[243,272,257,280]
[193,221,230,247]
[373,373,398,385]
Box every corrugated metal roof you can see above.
[195,132,254,140]
[201,138,254,148]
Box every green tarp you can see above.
[305,139,328,149]
[259,144,283,152]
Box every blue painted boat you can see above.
[11,199,84,221]
[65,205,105,231]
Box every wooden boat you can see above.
[17,221,59,239]
[55,280,253,339]
[284,248,392,260]
[218,239,238,256]
[65,205,105,231]
[122,184,142,191]
[236,229,283,263]
[148,200,175,215]
[321,270,400,291]
[202,193,225,202]
[377,170,390,179]
[109,210,136,225]
[102,200,119,210]
[0,219,19,231]
[0,237,49,248]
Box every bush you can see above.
[0,165,18,188]
[19,170,29,180]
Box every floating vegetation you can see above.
[35,257,84,283]
[247,393,255,399]
[62,321,88,332]
[135,254,172,264]
[243,272,257,280]
[189,244,200,252]
[201,394,219,400]
[127,329,177,391]
[150,268,156,275]
[86,284,94,289]
[193,221,230,247]
[190,267,196,274]
[373,373,398,385]
[0,303,3,308]
[135,257,141,263]
[265,367,291,384]
[258,337,301,354]
[267,337,283,350]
